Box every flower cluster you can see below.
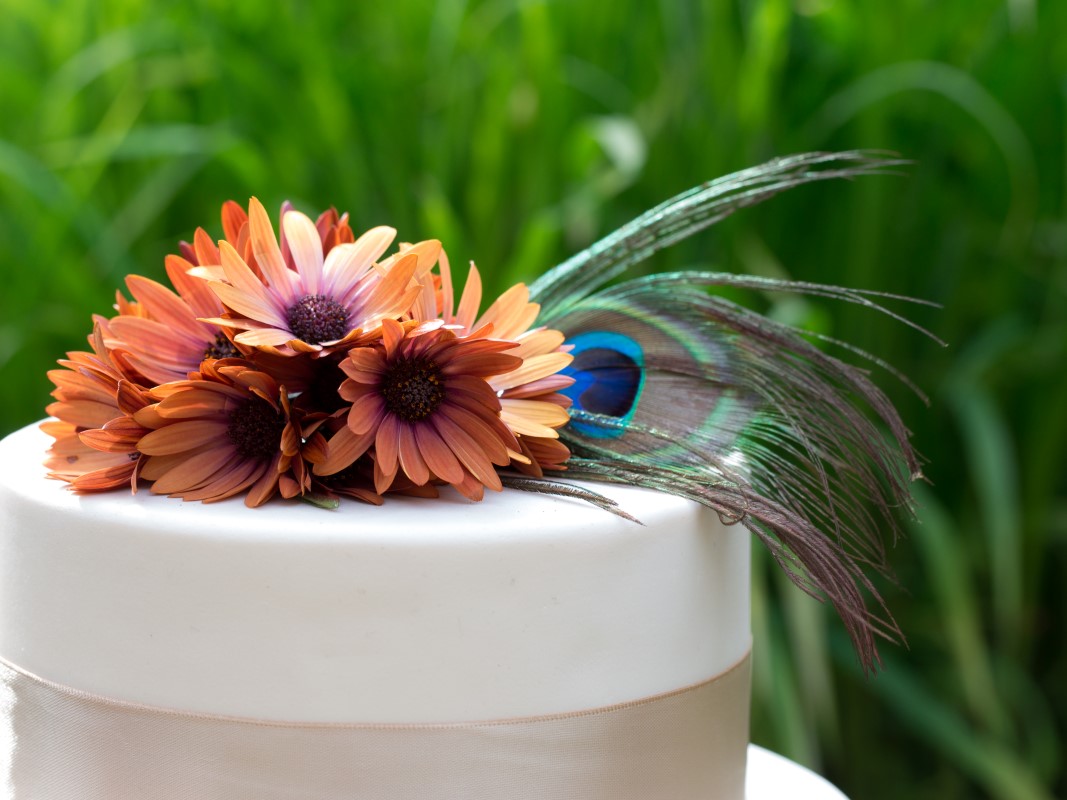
[44,199,574,507]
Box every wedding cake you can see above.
[0,422,751,799]
[1,152,923,799]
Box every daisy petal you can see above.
[381,318,405,358]
[234,328,298,347]
[78,429,133,454]
[452,470,489,500]
[490,352,574,391]
[440,352,522,378]
[456,263,482,330]
[375,414,401,476]
[248,197,298,305]
[499,374,575,398]
[474,283,539,340]
[108,316,203,355]
[138,421,230,455]
[397,426,429,485]
[438,403,514,462]
[439,250,455,324]
[221,200,248,244]
[512,328,566,359]
[216,241,289,325]
[431,412,502,489]
[165,254,223,318]
[244,453,282,507]
[346,394,386,434]
[184,456,259,501]
[150,446,234,494]
[152,389,234,418]
[282,210,325,295]
[501,401,568,438]
[322,226,396,297]
[314,426,375,476]
[353,252,421,327]
[125,275,204,340]
[393,239,442,278]
[46,400,120,429]
[373,458,398,495]
[414,424,465,484]
[191,227,219,266]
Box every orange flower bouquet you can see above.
[44,198,574,508]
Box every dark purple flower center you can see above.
[286,294,349,345]
[203,332,240,360]
[380,357,444,422]
[227,399,286,461]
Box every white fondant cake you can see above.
[0,422,751,797]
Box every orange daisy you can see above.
[412,251,574,474]
[200,198,437,355]
[324,318,523,499]
[43,326,151,491]
[134,360,297,507]
[101,256,240,386]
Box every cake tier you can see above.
[0,422,750,723]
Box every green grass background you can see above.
[1,1,1063,797]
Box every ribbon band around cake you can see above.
[0,651,749,798]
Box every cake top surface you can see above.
[2,422,690,545]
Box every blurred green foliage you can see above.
[1,1,1063,797]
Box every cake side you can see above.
[0,422,750,723]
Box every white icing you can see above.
[0,423,749,723]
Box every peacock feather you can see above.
[527,151,939,671]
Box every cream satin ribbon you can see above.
[0,652,750,799]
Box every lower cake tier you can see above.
[0,422,751,798]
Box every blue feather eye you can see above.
[559,332,645,438]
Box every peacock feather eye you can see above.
[559,331,645,438]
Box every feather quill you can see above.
[525,151,931,671]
